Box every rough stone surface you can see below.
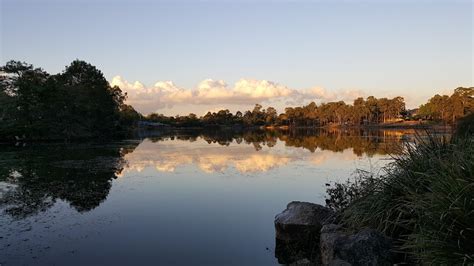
[275,202,392,266]
[320,224,344,264]
[320,224,392,266]
[274,202,334,264]
[275,201,334,242]
[275,238,317,265]
[289,258,312,265]
[328,259,352,266]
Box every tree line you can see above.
[416,87,474,124]
[145,88,472,128]
[1,59,472,140]
[145,97,406,128]
[0,60,140,140]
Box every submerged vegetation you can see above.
[326,124,474,264]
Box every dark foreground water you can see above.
[0,129,436,265]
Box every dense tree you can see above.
[0,61,50,136]
[138,91,471,129]
[270,96,405,127]
[353,97,369,125]
[265,106,278,125]
[418,87,473,124]
[1,59,470,139]
[0,60,134,140]
[120,104,142,126]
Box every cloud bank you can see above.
[111,75,364,114]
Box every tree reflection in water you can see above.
[0,141,140,219]
[0,128,421,219]
[145,127,413,155]
[125,128,420,176]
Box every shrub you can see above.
[326,134,474,264]
[456,112,474,137]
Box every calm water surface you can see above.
[0,129,421,265]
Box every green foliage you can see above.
[119,104,142,127]
[2,59,470,138]
[0,90,19,135]
[0,60,135,140]
[455,112,474,137]
[143,95,407,129]
[135,88,470,130]
[417,87,473,123]
[325,170,382,212]
[326,134,474,264]
[144,104,281,127]
[278,96,406,127]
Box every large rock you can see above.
[320,224,347,265]
[275,201,334,241]
[274,201,334,264]
[320,224,392,266]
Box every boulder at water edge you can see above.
[274,201,334,264]
[320,224,392,266]
[275,201,334,241]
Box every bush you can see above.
[456,112,474,137]
[326,134,474,264]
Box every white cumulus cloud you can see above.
[110,75,366,114]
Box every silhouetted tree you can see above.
[0,60,134,140]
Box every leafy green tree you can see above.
[0,60,50,136]
[0,60,132,140]
[265,106,277,125]
[57,60,126,137]
[365,96,379,123]
[417,88,472,124]
[353,97,369,125]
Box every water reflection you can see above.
[0,128,420,221]
[146,128,411,155]
[278,128,409,155]
[122,128,409,175]
[0,129,431,265]
[120,139,293,174]
[0,129,414,219]
[0,142,140,219]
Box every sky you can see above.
[1,0,472,115]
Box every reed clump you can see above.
[326,126,474,264]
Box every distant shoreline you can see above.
[1,121,453,144]
[263,121,453,131]
[137,121,453,132]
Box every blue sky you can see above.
[1,0,472,115]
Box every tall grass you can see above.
[326,132,474,264]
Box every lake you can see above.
[0,128,431,265]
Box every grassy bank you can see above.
[326,116,474,264]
